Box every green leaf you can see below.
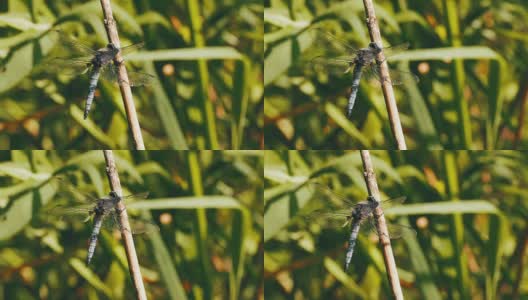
[128,196,243,210]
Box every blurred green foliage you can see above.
[0,150,263,300]
[0,0,263,150]
[264,150,527,299]
[264,0,528,149]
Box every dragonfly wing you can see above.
[44,203,93,223]
[100,212,119,231]
[120,70,155,86]
[100,65,154,86]
[120,42,145,55]
[303,208,351,227]
[382,43,410,57]
[363,65,418,85]
[308,27,359,54]
[379,196,407,209]
[51,30,97,56]
[50,177,100,204]
[43,57,92,76]
[127,218,160,234]
[308,181,358,207]
[300,28,359,75]
[120,192,150,201]
[361,63,381,82]
[99,212,149,233]
[100,64,118,82]
[386,69,419,85]
[46,204,93,216]
[109,212,159,234]
[309,56,355,75]
[365,216,416,239]
[384,222,417,239]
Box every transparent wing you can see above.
[300,28,360,75]
[303,208,351,227]
[308,181,357,207]
[307,28,359,55]
[365,215,416,239]
[100,212,119,230]
[107,211,159,234]
[384,222,417,239]
[43,57,92,76]
[43,203,93,225]
[98,210,159,234]
[382,43,410,58]
[126,218,160,234]
[361,63,381,82]
[120,42,145,55]
[51,30,97,56]
[121,192,150,201]
[379,196,407,208]
[49,177,100,204]
[387,69,420,85]
[363,64,419,85]
[100,64,154,86]
[309,56,355,75]
[100,64,118,82]
[121,70,155,86]
[46,203,93,217]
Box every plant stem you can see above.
[443,151,470,300]
[103,150,147,300]
[186,151,212,299]
[360,150,404,300]
[443,0,472,149]
[187,0,219,149]
[100,0,146,150]
[362,0,407,149]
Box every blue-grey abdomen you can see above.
[347,65,364,118]
[86,215,103,264]
[84,69,101,119]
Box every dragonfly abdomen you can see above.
[344,220,361,271]
[84,68,101,119]
[347,65,364,118]
[86,214,103,264]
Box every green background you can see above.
[264,150,526,299]
[264,0,528,150]
[0,0,263,150]
[0,150,263,300]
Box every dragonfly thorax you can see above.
[354,44,381,66]
[91,45,119,68]
[93,202,107,216]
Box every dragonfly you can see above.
[47,178,159,264]
[304,182,416,271]
[306,29,419,118]
[46,30,154,119]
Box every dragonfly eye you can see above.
[109,191,119,198]
[368,42,382,52]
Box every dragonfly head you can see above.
[368,42,382,54]
[109,191,121,201]
[106,43,120,54]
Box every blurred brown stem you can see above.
[360,150,404,300]
[103,150,147,300]
[100,0,146,150]
[362,0,407,149]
